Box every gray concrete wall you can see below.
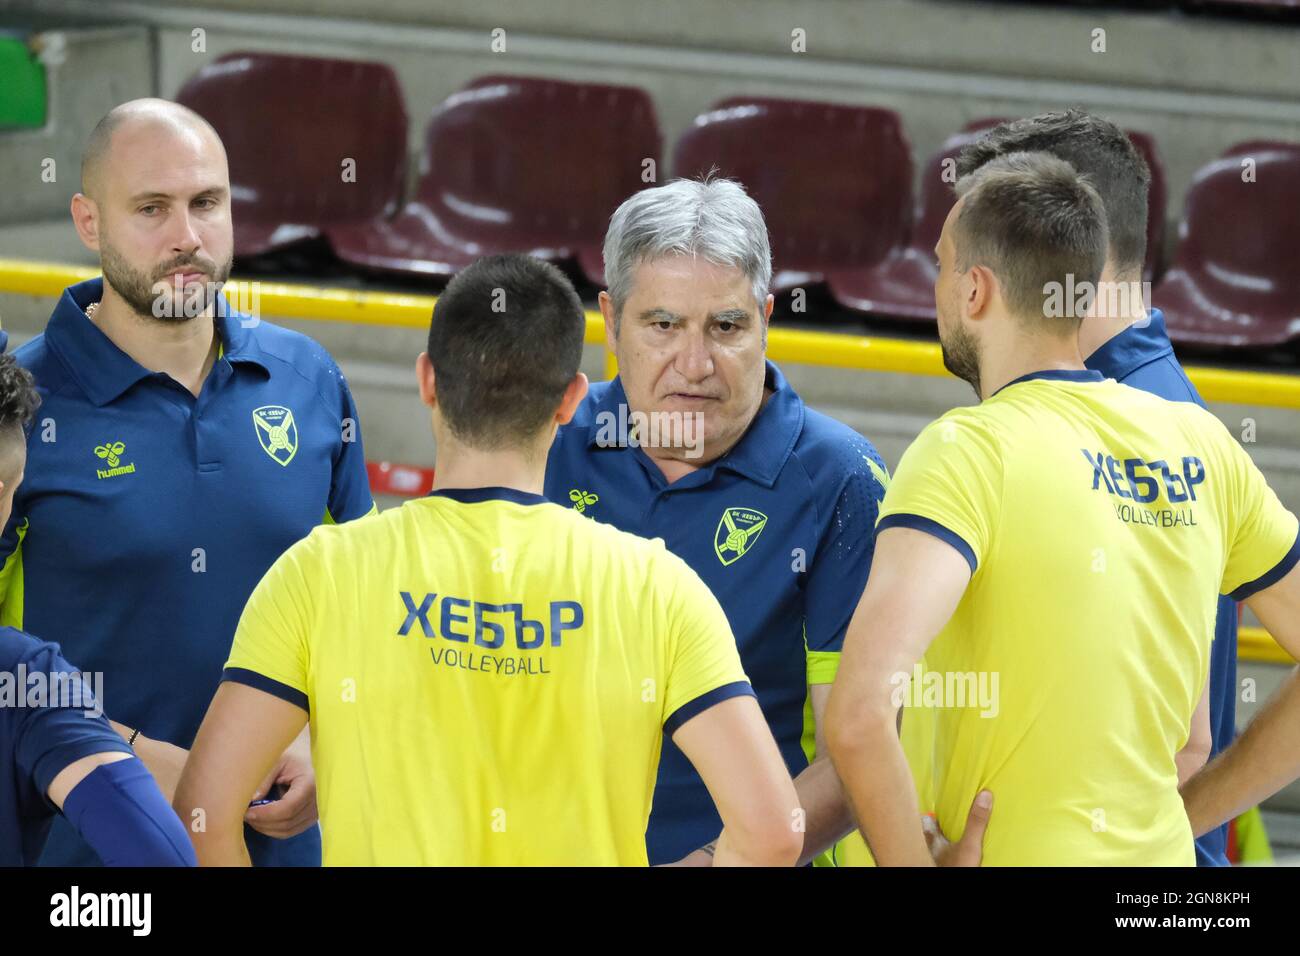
[0,26,152,220]
[3,0,1299,256]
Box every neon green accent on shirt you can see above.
[866,458,891,491]
[0,518,28,630]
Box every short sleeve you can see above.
[10,641,133,802]
[222,536,316,712]
[1219,434,1300,600]
[325,368,375,524]
[659,552,754,737]
[876,411,1004,574]
[803,456,889,675]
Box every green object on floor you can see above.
[0,35,48,129]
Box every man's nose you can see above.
[168,209,202,257]
[674,329,715,382]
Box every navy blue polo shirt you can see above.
[0,277,374,867]
[1,628,134,866]
[545,360,888,864]
[1085,308,1234,867]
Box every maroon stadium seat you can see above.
[176,52,408,258]
[1155,141,1300,348]
[830,119,1166,323]
[328,75,661,280]
[671,97,913,293]
[826,119,1002,323]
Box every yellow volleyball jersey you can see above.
[876,371,1300,866]
[224,487,752,866]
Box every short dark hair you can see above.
[954,151,1109,327]
[956,109,1149,277]
[426,255,585,449]
[0,352,39,436]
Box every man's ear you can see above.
[964,265,996,322]
[416,352,437,409]
[555,372,589,427]
[70,194,102,254]
[598,291,617,353]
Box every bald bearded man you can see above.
[0,99,375,866]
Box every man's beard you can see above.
[940,319,982,398]
[100,236,232,323]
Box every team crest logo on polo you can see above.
[714,507,768,566]
[252,405,298,466]
[93,441,136,480]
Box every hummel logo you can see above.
[94,441,136,480]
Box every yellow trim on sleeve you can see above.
[806,649,842,685]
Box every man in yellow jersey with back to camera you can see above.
[826,152,1300,865]
[174,254,802,866]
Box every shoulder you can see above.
[12,333,73,397]
[916,403,1004,454]
[0,627,67,672]
[245,321,352,404]
[1120,355,1205,407]
[789,406,890,502]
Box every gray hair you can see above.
[602,176,772,327]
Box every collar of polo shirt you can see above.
[1083,308,1175,382]
[46,276,268,407]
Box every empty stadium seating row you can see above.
[175,53,1300,350]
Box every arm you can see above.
[1175,670,1212,787]
[108,720,188,803]
[324,364,376,523]
[51,755,195,866]
[671,695,802,866]
[825,526,972,866]
[788,683,856,865]
[173,682,307,865]
[46,750,133,807]
[1182,562,1300,835]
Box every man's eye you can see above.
[655,320,673,331]
[195,198,216,209]
[717,321,737,333]
[140,205,159,216]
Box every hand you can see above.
[923,790,993,866]
[244,731,317,839]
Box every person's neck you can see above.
[90,284,219,398]
[978,326,1086,401]
[429,442,546,497]
[1078,266,1149,360]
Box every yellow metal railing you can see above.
[5,258,1300,407]
[1,258,1296,666]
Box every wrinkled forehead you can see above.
[628,254,760,316]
